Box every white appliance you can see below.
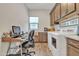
[48,32,67,56]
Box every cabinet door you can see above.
[67,3,76,14]
[55,4,61,21]
[50,4,60,25]
[52,12,55,25]
[42,32,48,43]
[50,12,55,25]
[67,45,79,56]
[60,3,68,17]
[38,32,42,43]
[76,3,79,11]
[50,14,53,26]
[38,32,48,43]
[34,35,40,43]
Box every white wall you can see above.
[0,33,2,55]
[29,9,50,32]
[0,4,29,55]
[0,3,29,33]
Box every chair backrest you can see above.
[28,30,35,41]
[28,30,35,47]
[22,30,35,48]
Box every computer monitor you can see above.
[12,26,21,38]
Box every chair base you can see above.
[22,50,35,56]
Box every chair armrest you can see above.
[21,33,28,39]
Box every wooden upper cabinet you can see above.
[54,4,61,21]
[61,3,76,18]
[50,4,60,26]
[67,3,76,14]
[52,12,55,25]
[50,14,52,26]
[50,3,77,26]
[76,3,79,11]
[60,3,68,17]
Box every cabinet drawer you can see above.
[67,37,79,56]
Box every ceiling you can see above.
[25,3,55,11]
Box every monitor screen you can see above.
[12,26,21,37]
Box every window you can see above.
[29,17,39,30]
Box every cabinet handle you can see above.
[57,16,60,20]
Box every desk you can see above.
[1,37,25,56]
[2,37,22,42]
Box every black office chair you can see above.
[21,30,35,56]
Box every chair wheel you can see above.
[33,51,35,54]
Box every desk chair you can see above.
[21,30,35,56]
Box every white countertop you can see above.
[48,32,79,41]
[64,34,79,41]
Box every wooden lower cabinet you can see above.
[34,32,48,43]
[34,35,39,43]
[67,45,79,56]
[38,32,48,43]
[67,38,79,56]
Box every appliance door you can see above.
[52,37,56,48]
[48,32,67,56]
[51,34,67,56]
